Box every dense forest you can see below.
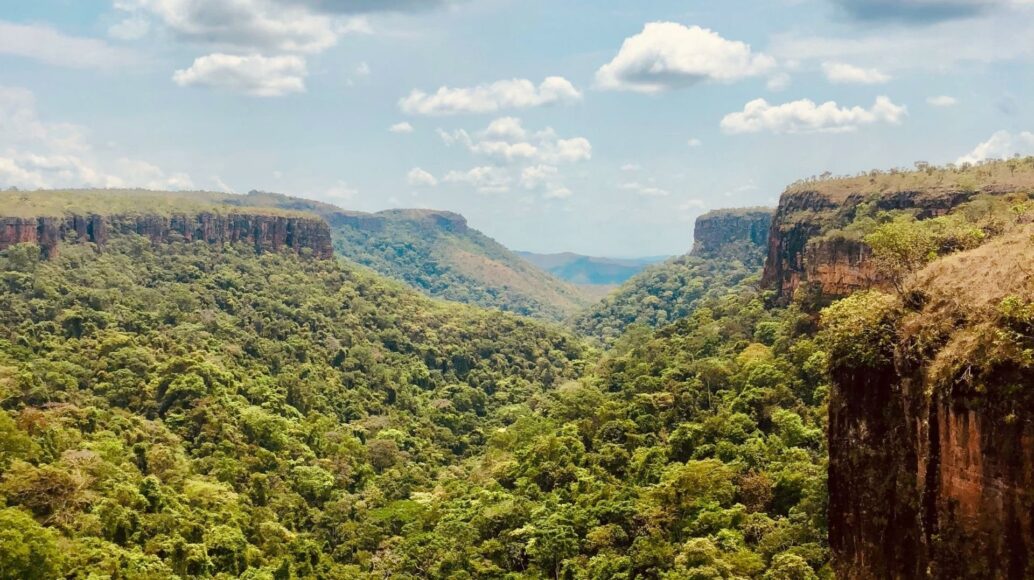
[2,160,1034,578]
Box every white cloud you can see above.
[399,76,582,116]
[389,121,414,133]
[0,86,193,190]
[439,118,592,166]
[720,96,906,134]
[768,7,1034,73]
[520,164,558,189]
[596,22,776,93]
[123,0,339,54]
[407,167,438,187]
[173,53,307,97]
[443,166,511,193]
[822,62,891,84]
[956,130,1034,164]
[355,61,371,76]
[687,137,702,147]
[927,95,959,107]
[0,21,138,69]
[766,72,792,91]
[621,182,671,197]
[620,163,642,172]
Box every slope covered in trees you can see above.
[0,232,588,578]
[574,209,772,342]
[230,191,591,321]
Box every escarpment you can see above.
[762,162,1034,303]
[690,207,773,259]
[0,211,333,259]
[827,228,1034,579]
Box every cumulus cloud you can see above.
[443,166,511,193]
[399,77,582,116]
[278,0,450,13]
[720,96,906,134]
[173,53,307,96]
[438,118,592,165]
[0,20,138,69]
[595,22,776,93]
[956,130,1034,164]
[520,164,558,189]
[407,167,438,187]
[830,0,1001,23]
[927,95,959,107]
[822,62,890,84]
[435,118,587,198]
[389,121,414,133]
[0,86,193,190]
[687,138,702,147]
[120,0,341,53]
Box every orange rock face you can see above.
[0,212,334,260]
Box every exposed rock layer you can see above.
[0,213,333,259]
[691,208,773,259]
[762,187,982,302]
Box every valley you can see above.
[2,158,1034,578]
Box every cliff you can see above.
[826,228,1034,578]
[0,209,332,260]
[690,207,773,258]
[762,160,1034,303]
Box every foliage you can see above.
[0,226,831,577]
[573,241,767,343]
[329,210,589,321]
[820,291,900,370]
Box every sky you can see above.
[1,0,1033,256]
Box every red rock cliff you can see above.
[690,207,773,258]
[0,212,333,259]
[762,184,1005,303]
[828,230,1034,579]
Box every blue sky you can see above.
[1,0,1033,255]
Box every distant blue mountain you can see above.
[517,251,670,286]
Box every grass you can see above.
[0,189,312,219]
[785,157,1034,203]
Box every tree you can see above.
[0,507,62,579]
[864,216,936,293]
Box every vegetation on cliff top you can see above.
[0,190,310,219]
[785,157,1034,202]
[328,208,590,322]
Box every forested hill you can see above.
[235,191,591,321]
[573,208,774,342]
[0,200,590,578]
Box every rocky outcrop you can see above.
[0,212,333,259]
[762,186,996,303]
[828,231,1034,578]
[803,236,884,297]
[691,208,773,258]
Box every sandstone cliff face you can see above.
[828,231,1034,579]
[690,208,773,258]
[763,187,979,302]
[0,212,333,259]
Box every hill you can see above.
[238,191,592,321]
[517,251,668,286]
[0,197,590,577]
[573,208,774,342]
